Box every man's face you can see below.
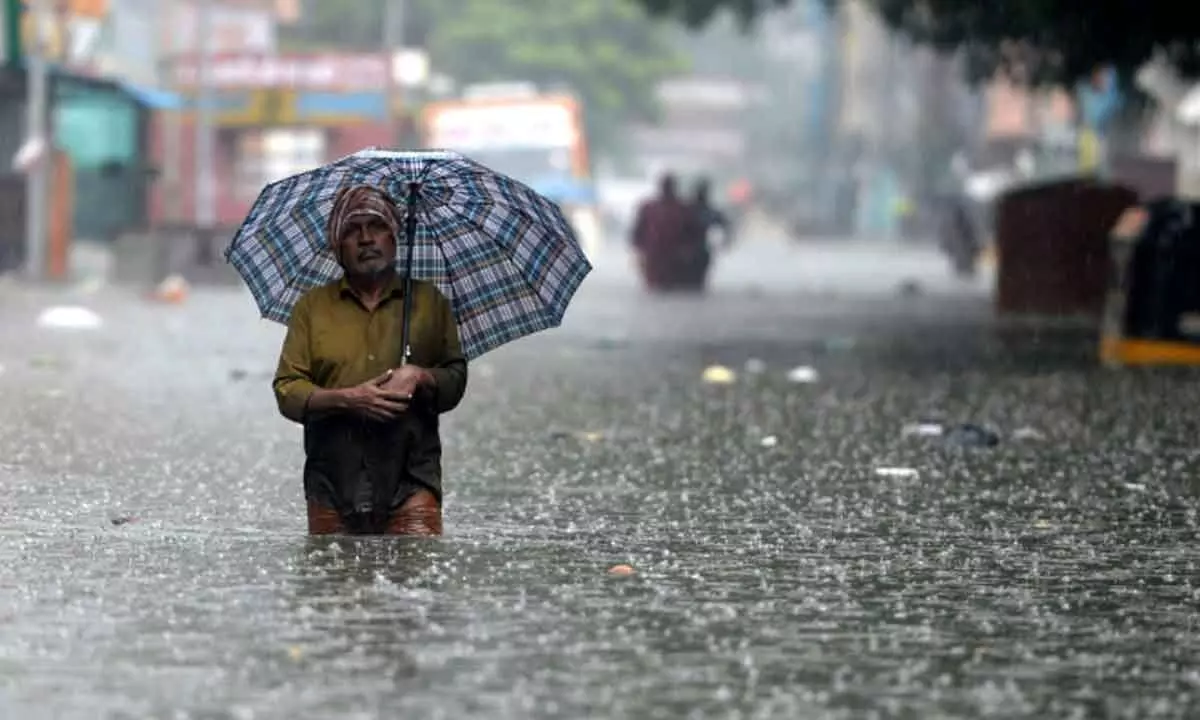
[337,215,396,277]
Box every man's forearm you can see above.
[429,361,467,413]
[303,387,351,419]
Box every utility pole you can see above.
[24,0,50,281]
[383,0,405,146]
[193,0,215,264]
[153,0,181,284]
[158,0,182,227]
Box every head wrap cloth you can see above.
[326,185,401,255]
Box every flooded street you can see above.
[2,240,1199,719]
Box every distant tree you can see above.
[633,0,1200,88]
[423,0,687,152]
[279,0,435,50]
[281,0,688,153]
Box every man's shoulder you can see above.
[300,279,343,302]
[292,280,342,315]
[412,279,450,304]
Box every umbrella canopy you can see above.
[225,148,592,359]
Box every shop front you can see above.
[154,52,396,230]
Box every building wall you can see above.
[146,113,392,228]
[99,0,280,86]
[628,75,756,179]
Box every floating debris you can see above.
[701,365,737,385]
[875,467,919,479]
[549,430,605,443]
[760,435,778,448]
[902,422,945,438]
[1012,426,1047,442]
[151,274,190,304]
[29,355,65,370]
[786,366,819,384]
[607,564,635,577]
[36,305,102,330]
[944,423,1000,448]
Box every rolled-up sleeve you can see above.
[429,294,467,414]
[272,294,319,423]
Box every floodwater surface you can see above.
[2,243,1198,718]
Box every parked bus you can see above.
[421,84,602,259]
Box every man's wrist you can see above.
[398,365,436,387]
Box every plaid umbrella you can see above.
[224,148,592,360]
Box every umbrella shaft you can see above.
[399,183,419,365]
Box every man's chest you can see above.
[308,301,439,384]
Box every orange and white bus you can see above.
[421,84,601,258]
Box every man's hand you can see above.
[380,365,434,398]
[340,370,412,422]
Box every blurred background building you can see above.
[2,0,1199,279]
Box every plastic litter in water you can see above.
[875,467,919,479]
[701,365,737,384]
[944,423,1000,448]
[1012,426,1046,441]
[786,366,819,383]
[36,305,102,330]
[760,435,778,448]
[902,422,945,438]
[152,274,190,304]
[607,564,635,577]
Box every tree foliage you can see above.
[281,0,687,150]
[425,0,687,147]
[633,0,1200,87]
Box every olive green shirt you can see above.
[272,276,468,512]
[273,275,467,420]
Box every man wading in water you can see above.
[272,185,468,535]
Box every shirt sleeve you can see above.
[429,293,468,414]
[272,294,319,423]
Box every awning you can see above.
[117,81,185,111]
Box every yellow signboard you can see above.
[212,89,297,127]
[20,0,109,64]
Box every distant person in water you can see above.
[272,185,468,535]
[630,172,692,292]
[679,177,733,291]
[938,195,980,278]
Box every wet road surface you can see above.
[2,240,1199,719]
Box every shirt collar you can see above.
[338,273,405,299]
